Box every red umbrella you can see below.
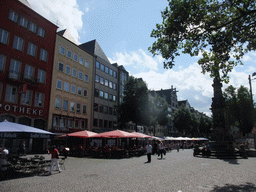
[59,130,99,138]
[131,132,152,138]
[94,130,138,138]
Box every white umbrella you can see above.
[0,120,54,138]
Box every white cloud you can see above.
[109,49,160,71]
[109,49,256,116]
[28,0,84,44]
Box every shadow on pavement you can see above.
[210,182,256,192]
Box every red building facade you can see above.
[0,0,57,130]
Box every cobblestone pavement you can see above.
[1,149,256,192]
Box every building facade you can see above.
[80,40,118,133]
[0,0,57,128]
[0,0,57,152]
[48,30,94,134]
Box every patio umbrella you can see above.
[94,130,138,138]
[164,136,176,140]
[60,130,99,138]
[0,120,54,138]
[131,132,152,138]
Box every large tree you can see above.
[224,85,254,135]
[117,76,149,130]
[149,0,256,82]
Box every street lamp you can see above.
[248,72,256,148]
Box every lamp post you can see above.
[248,72,256,148]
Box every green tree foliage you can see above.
[148,93,169,127]
[173,105,197,135]
[198,115,212,136]
[117,76,149,129]
[149,0,256,82]
[223,85,254,135]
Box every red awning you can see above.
[59,130,99,138]
[94,130,138,138]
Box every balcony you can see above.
[7,71,38,85]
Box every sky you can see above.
[27,0,256,117]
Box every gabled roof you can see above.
[19,0,32,8]
[57,29,77,44]
[79,40,110,63]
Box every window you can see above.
[84,74,88,82]
[0,54,6,72]
[109,107,113,115]
[35,93,44,107]
[13,36,24,51]
[37,69,46,83]
[19,17,28,28]
[27,42,37,57]
[104,120,108,128]
[113,95,116,101]
[60,118,66,128]
[56,79,63,90]
[99,91,104,98]
[109,81,113,89]
[104,106,108,114]
[76,103,81,113]
[85,60,89,68]
[96,61,100,69]
[99,105,103,113]
[28,22,37,33]
[9,10,18,22]
[83,105,87,114]
[95,75,99,82]
[94,103,98,112]
[40,49,48,62]
[37,27,45,37]
[5,85,18,103]
[73,54,78,62]
[60,46,65,55]
[113,71,117,78]
[58,62,64,72]
[105,79,109,86]
[71,84,76,94]
[109,69,113,76]
[55,98,61,109]
[78,71,83,80]
[77,87,82,96]
[24,65,34,80]
[20,90,32,105]
[93,119,98,127]
[104,92,108,100]
[0,28,9,45]
[75,120,79,128]
[67,50,72,58]
[94,89,99,97]
[9,59,21,80]
[68,119,73,128]
[72,69,77,77]
[79,57,84,65]
[100,64,104,71]
[64,82,69,92]
[83,89,88,97]
[66,66,71,75]
[81,120,85,128]
[53,116,59,127]
[70,101,75,111]
[63,100,68,111]
[105,66,109,74]
[113,83,117,90]
[100,77,104,84]
[109,94,113,101]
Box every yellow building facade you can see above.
[48,30,94,134]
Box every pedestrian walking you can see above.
[146,142,152,163]
[47,145,62,175]
[158,141,164,159]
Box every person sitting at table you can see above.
[47,145,61,175]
